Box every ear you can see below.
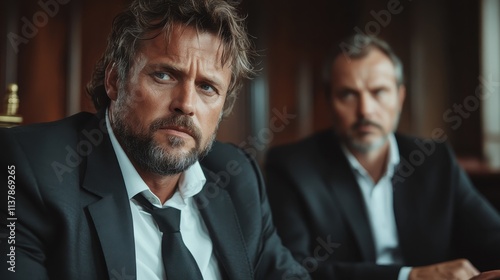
[105,63,119,101]
[397,85,406,109]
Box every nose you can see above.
[358,92,376,118]
[169,83,195,116]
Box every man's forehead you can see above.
[137,26,228,67]
[333,51,395,76]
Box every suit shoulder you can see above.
[394,134,459,179]
[266,129,334,162]
[199,141,265,204]
[0,112,102,167]
[1,112,97,139]
[201,141,256,172]
[395,133,452,158]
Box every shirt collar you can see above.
[341,134,400,179]
[105,109,206,209]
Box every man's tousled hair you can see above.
[87,0,255,117]
[323,34,404,94]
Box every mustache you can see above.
[149,115,202,142]
[352,118,383,131]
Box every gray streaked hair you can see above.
[323,34,404,92]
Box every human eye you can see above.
[152,72,173,82]
[374,87,400,105]
[337,90,356,100]
[199,83,218,96]
[374,88,387,95]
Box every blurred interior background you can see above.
[1,0,499,206]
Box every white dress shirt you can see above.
[341,134,411,280]
[106,111,221,280]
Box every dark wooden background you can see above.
[1,0,498,208]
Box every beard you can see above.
[111,108,219,176]
[344,115,400,154]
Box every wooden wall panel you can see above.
[16,0,71,124]
[80,0,129,113]
[0,0,130,123]
[214,0,253,144]
[264,0,359,147]
[447,0,482,157]
[0,1,6,100]
[1,0,484,160]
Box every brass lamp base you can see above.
[0,115,23,128]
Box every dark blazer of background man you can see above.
[0,1,309,279]
[265,35,500,280]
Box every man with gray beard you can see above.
[265,34,500,280]
[0,1,309,279]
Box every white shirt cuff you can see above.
[398,266,412,280]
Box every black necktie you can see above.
[134,194,203,280]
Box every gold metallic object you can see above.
[0,83,23,127]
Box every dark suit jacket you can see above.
[0,111,310,280]
[265,129,500,280]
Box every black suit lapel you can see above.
[326,162,377,261]
[392,135,425,265]
[392,177,419,264]
[195,168,253,280]
[80,113,136,279]
[319,132,377,261]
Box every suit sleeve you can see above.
[264,149,313,264]
[246,149,311,280]
[447,145,500,271]
[0,128,51,280]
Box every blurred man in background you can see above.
[266,34,500,280]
